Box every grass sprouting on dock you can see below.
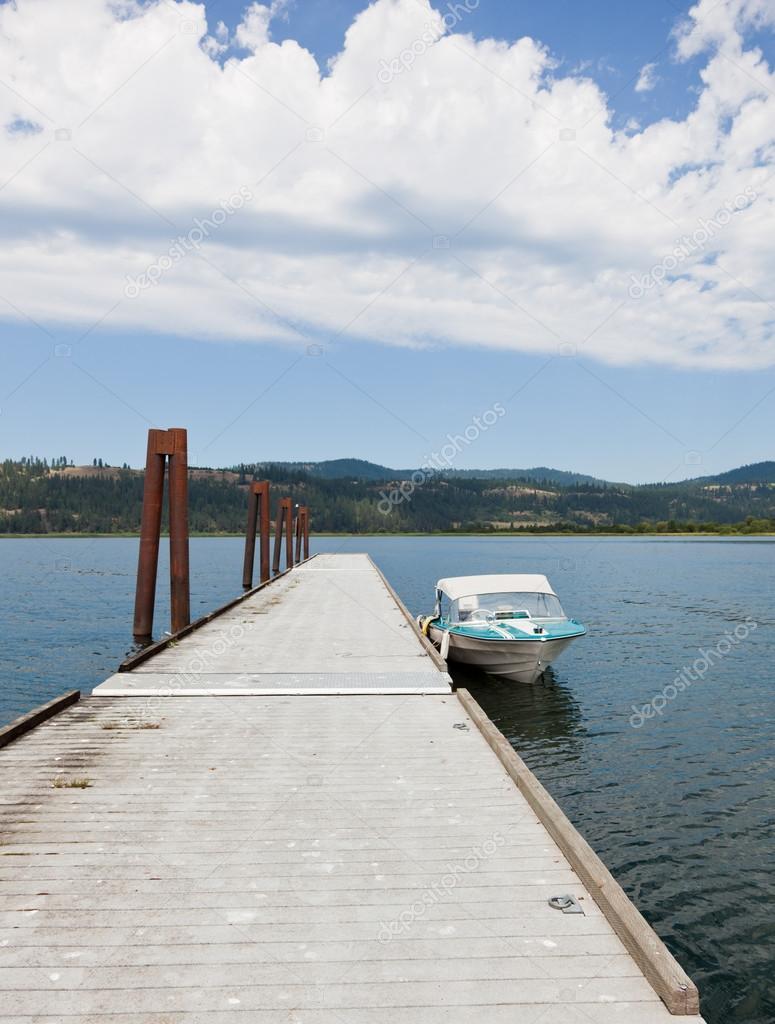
[51,776,92,788]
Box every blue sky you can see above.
[2,0,775,483]
[6,319,774,485]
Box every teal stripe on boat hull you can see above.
[428,623,584,684]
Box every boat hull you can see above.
[429,624,579,684]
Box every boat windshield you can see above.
[451,591,566,623]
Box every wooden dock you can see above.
[0,553,705,1022]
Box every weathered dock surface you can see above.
[0,553,705,1022]
[98,554,452,695]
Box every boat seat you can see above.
[457,596,479,622]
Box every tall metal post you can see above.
[272,497,293,575]
[295,506,309,562]
[294,505,302,564]
[167,428,190,634]
[242,487,259,589]
[285,499,293,571]
[133,430,166,639]
[243,480,271,588]
[258,482,271,583]
[132,427,190,640]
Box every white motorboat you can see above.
[419,574,586,684]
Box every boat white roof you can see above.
[436,574,556,600]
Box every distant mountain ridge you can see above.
[263,458,775,487]
[694,461,775,485]
[263,458,607,486]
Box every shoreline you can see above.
[2,531,774,540]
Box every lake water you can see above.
[1,535,773,1023]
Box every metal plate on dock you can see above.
[94,671,452,695]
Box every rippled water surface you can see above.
[1,535,773,1023]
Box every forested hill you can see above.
[2,457,775,534]
[694,461,775,485]
[271,459,606,486]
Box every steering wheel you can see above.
[469,608,495,624]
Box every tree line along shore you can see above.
[3,457,775,536]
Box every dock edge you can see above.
[457,687,701,1016]
[0,690,81,750]
[367,553,449,673]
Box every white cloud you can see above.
[635,62,658,92]
[0,0,774,368]
[675,0,775,59]
[202,19,229,57]
[234,0,291,51]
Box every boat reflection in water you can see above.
[451,662,586,753]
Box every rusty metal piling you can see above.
[132,427,190,640]
[242,480,271,588]
[272,497,293,575]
